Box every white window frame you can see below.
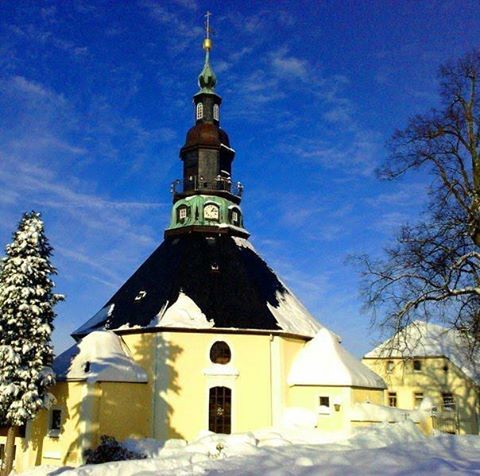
[413,392,424,409]
[388,392,397,407]
[213,104,219,121]
[179,207,187,220]
[196,102,204,120]
[442,393,456,412]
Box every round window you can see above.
[210,341,231,365]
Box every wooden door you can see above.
[209,386,231,434]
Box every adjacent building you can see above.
[363,320,480,435]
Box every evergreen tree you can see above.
[0,212,63,475]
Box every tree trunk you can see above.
[1,426,17,476]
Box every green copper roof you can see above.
[198,50,217,93]
[167,195,247,235]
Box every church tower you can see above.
[166,16,246,238]
[71,19,321,342]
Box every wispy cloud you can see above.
[366,182,428,207]
[0,72,169,299]
[270,48,309,81]
[283,129,383,178]
[141,1,203,54]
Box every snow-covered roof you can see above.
[364,320,480,384]
[288,328,386,389]
[53,331,148,383]
[72,234,323,339]
[155,291,215,329]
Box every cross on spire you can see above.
[205,11,212,39]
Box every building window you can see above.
[177,205,189,223]
[319,396,330,407]
[443,364,449,373]
[229,208,241,226]
[442,393,455,411]
[318,396,330,414]
[413,359,422,372]
[386,360,394,373]
[388,392,397,407]
[48,408,62,436]
[196,102,204,120]
[414,392,424,409]
[210,341,231,365]
[213,104,219,121]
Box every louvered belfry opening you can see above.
[209,386,231,434]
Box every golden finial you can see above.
[203,11,212,51]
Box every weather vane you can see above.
[203,11,212,51]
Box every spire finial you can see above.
[198,11,216,93]
[203,11,212,51]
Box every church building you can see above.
[6,26,387,472]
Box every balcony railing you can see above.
[171,175,244,198]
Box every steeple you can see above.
[166,13,247,239]
[198,11,216,93]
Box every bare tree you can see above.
[358,49,480,345]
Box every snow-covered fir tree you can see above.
[0,212,63,429]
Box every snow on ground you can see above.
[17,422,480,475]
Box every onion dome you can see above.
[198,49,217,93]
[197,16,216,94]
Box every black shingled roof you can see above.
[73,234,297,338]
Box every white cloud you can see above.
[270,48,309,81]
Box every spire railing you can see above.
[170,176,244,198]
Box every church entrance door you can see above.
[209,386,231,434]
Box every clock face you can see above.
[204,204,219,220]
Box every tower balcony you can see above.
[171,175,244,202]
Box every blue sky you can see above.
[1,0,479,357]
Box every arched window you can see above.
[229,208,241,226]
[213,104,219,121]
[196,102,204,120]
[210,341,231,364]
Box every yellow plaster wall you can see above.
[363,356,479,434]
[97,382,150,441]
[122,331,277,440]
[16,382,88,470]
[351,387,384,406]
[4,382,93,472]
[278,337,308,400]
[12,378,151,472]
[287,386,352,432]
